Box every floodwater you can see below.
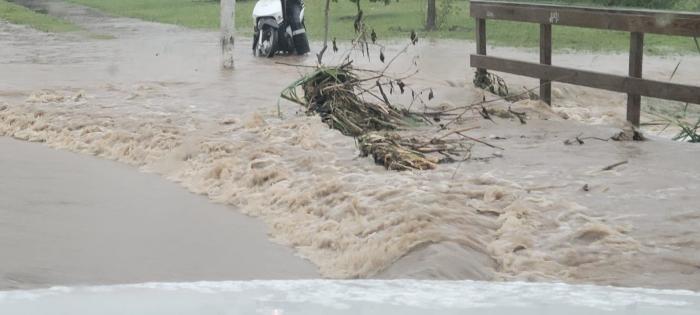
[1,0,699,291]
[0,137,318,290]
[2,280,700,314]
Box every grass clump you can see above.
[645,99,700,143]
[0,0,79,32]
[674,118,700,142]
[654,115,700,142]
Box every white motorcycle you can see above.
[252,0,310,57]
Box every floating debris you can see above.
[281,64,476,171]
[282,64,418,137]
[357,132,473,171]
[357,133,438,171]
[473,70,509,97]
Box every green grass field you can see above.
[0,0,79,32]
[14,0,697,52]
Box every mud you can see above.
[1,0,699,290]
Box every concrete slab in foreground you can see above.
[1,280,699,314]
[0,137,319,290]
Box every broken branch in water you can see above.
[440,81,554,129]
[278,9,508,171]
[443,72,579,129]
[601,160,628,171]
[564,134,610,145]
[274,62,317,68]
[479,104,495,124]
[280,64,489,171]
[508,106,527,124]
[454,131,504,150]
[436,126,480,140]
[316,0,331,64]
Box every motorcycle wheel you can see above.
[257,26,278,58]
[252,32,258,56]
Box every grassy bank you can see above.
[65,0,698,52]
[0,0,79,32]
[515,0,700,11]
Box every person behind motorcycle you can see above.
[286,0,310,54]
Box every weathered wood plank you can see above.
[476,18,487,76]
[470,0,700,37]
[470,54,700,105]
[627,32,645,126]
[220,0,236,69]
[540,23,552,105]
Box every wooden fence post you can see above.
[540,24,552,105]
[220,0,236,69]
[469,1,700,108]
[476,18,487,76]
[627,32,644,126]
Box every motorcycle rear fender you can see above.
[252,0,283,24]
[257,17,279,30]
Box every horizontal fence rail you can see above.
[470,0,700,126]
[471,55,700,104]
[470,1,700,36]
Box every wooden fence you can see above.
[470,0,700,126]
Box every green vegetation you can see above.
[513,0,700,11]
[65,0,226,30]
[0,0,79,32]
[64,0,698,52]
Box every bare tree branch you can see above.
[316,0,331,65]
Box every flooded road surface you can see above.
[1,0,699,290]
[3,280,700,314]
[0,137,318,290]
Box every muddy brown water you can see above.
[1,0,699,291]
[0,137,319,290]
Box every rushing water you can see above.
[1,0,699,290]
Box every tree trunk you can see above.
[317,0,331,64]
[220,0,235,69]
[426,0,437,31]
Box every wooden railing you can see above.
[470,0,700,126]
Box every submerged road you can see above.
[0,138,318,290]
[1,0,700,291]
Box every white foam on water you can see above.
[1,280,699,314]
[0,96,642,282]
